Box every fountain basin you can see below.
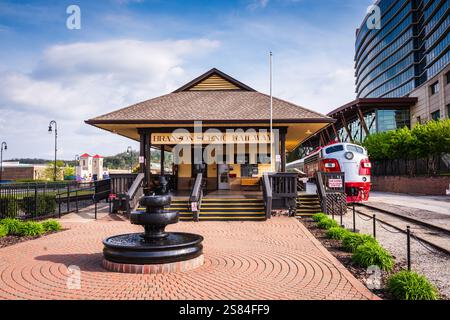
[103,232,203,265]
[102,194,204,273]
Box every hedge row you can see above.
[363,119,450,160]
[0,195,56,218]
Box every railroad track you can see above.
[351,203,450,256]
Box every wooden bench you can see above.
[240,177,261,190]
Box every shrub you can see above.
[0,224,7,237]
[326,227,351,240]
[388,270,439,300]
[352,242,394,271]
[312,213,328,222]
[317,218,339,230]
[363,119,450,160]
[41,219,62,232]
[342,232,376,252]
[0,197,20,218]
[18,221,45,237]
[0,218,23,235]
[20,195,56,217]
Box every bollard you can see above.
[373,214,376,239]
[407,226,411,271]
[352,203,356,232]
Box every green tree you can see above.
[43,161,65,180]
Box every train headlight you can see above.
[344,152,354,160]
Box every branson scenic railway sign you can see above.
[151,131,272,145]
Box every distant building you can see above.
[355,0,449,123]
[297,0,450,154]
[0,162,47,181]
[76,153,105,181]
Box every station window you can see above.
[416,116,421,124]
[241,164,258,177]
[446,72,450,85]
[447,104,450,118]
[431,110,440,121]
[430,81,439,95]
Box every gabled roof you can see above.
[173,68,256,92]
[86,68,332,124]
[80,153,91,158]
[93,154,103,159]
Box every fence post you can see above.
[373,214,376,239]
[58,194,61,218]
[34,184,38,219]
[95,200,97,220]
[67,184,70,213]
[339,196,344,228]
[75,188,79,213]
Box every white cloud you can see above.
[0,38,220,159]
[248,0,270,10]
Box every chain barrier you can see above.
[356,212,373,222]
[375,219,403,234]
[410,232,443,255]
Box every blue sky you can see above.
[0,0,374,159]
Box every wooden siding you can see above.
[189,75,241,91]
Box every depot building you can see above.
[86,68,333,192]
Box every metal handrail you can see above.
[262,173,272,220]
[189,173,203,221]
[125,173,144,214]
[315,171,327,214]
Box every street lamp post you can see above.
[127,146,133,173]
[48,121,58,181]
[0,142,7,182]
[75,154,79,179]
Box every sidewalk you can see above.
[0,216,377,300]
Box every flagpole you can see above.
[270,51,274,172]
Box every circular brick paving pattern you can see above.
[0,217,378,300]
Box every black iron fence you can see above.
[371,154,450,176]
[0,180,110,220]
[316,171,346,217]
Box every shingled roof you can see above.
[86,68,332,124]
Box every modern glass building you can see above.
[355,0,450,99]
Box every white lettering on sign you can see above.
[328,179,343,188]
[151,132,271,145]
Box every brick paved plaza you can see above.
[0,216,378,300]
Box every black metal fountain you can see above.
[102,184,204,274]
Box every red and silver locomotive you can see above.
[287,142,372,203]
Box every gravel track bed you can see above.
[335,210,450,299]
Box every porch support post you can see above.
[146,132,152,195]
[160,145,165,176]
[139,131,146,175]
[280,129,286,172]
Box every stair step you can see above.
[199,216,265,221]
[200,212,264,217]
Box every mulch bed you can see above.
[0,230,65,249]
[299,217,406,300]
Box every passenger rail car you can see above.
[287,142,371,202]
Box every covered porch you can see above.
[86,68,333,219]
